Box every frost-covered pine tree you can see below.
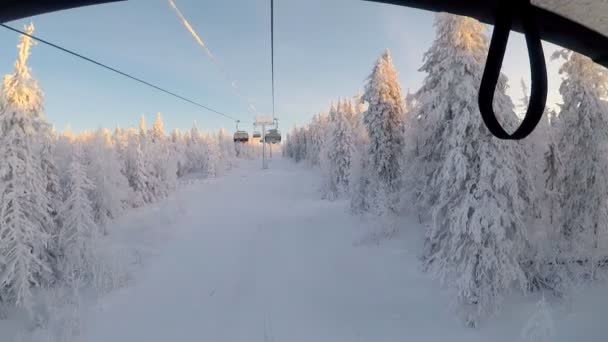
[362,49,404,214]
[38,127,61,284]
[139,114,147,147]
[351,93,369,154]
[217,128,235,171]
[403,89,417,114]
[306,113,328,166]
[171,128,188,177]
[85,129,129,231]
[204,133,221,177]
[349,146,371,214]
[416,14,534,325]
[59,143,98,283]
[321,100,354,200]
[39,126,60,225]
[125,131,152,206]
[186,122,207,173]
[294,126,308,163]
[112,126,129,165]
[553,50,608,255]
[543,112,562,226]
[145,113,177,199]
[0,23,52,309]
[519,80,549,220]
[149,112,165,143]
[284,129,297,160]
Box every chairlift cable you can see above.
[0,23,243,123]
[270,0,276,120]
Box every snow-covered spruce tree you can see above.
[319,106,335,192]
[217,128,236,171]
[519,80,549,220]
[306,113,329,166]
[416,13,534,326]
[349,145,371,214]
[39,127,60,219]
[204,132,221,177]
[149,112,164,144]
[348,94,371,214]
[125,131,152,206]
[287,129,298,160]
[54,130,76,192]
[542,112,562,226]
[84,129,130,231]
[288,125,306,163]
[171,128,188,177]
[301,126,310,163]
[521,109,566,294]
[399,88,422,215]
[0,23,53,309]
[146,113,177,199]
[290,126,306,163]
[414,14,483,210]
[351,93,369,153]
[321,100,354,200]
[304,125,313,162]
[403,89,417,115]
[299,126,309,162]
[553,50,608,258]
[112,126,129,163]
[362,49,405,214]
[138,114,147,147]
[284,129,296,160]
[59,142,98,284]
[38,127,62,284]
[186,122,206,173]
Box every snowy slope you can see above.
[8,156,608,341]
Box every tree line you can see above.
[0,24,245,314]
[283,13,608,327]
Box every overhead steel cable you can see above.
[0,23,242,122]
[167,0,260,117]
[270,0,276,120]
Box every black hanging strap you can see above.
[478,0,547,140]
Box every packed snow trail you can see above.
[82,157,608,342]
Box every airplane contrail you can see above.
[168,0,259,116]
[168,0,215,61]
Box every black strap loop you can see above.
[478,0,548,140]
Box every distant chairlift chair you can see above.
[264,128,281,144]
[233,131,249,143]
[264,118,281,144]
[233,120,249,143]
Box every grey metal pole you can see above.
[262,124,268,169]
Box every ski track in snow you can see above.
[48,156,608,342]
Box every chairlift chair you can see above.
[233,130,249,143]
[264,128,281,144]
[233,120,249,143]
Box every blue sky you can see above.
[0,0,563,133]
